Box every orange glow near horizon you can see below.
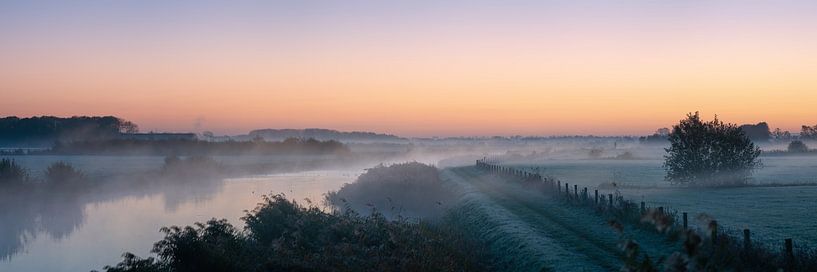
[2,1,816,137]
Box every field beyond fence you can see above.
[475,159,817,271]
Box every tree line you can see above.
[643,123,817,143]
[0,116,138,146]
[45,138,351,156]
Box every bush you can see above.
[0,158,28,183]
[787,140,809,153]
[161,156,223,177]
[663,112,761,186]
[100,194,489,272]
[326,162,451,219]
[98,253,166,272]
[44,162,85,183]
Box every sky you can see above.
[1,0,816,137]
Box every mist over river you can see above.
[0,155,359,272]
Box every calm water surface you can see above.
[0,169,358,272]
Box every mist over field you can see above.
[5,1,817,271]
[3,119,817,271]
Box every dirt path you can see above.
[443,166,678,271]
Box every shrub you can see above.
[100,194,489,272]
[0,158,28,183]
[787,140,809,153]
[161,156,223,177]
[326,162,452,219]
[97,253,166,272]
[663,112,761,186]
[615,151,635,160]
[44,162,85,183]
[152,219,251,272]
[588,148,604,158]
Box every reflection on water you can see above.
[0,170,357,272]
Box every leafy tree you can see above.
[787,140,809,153]
[738,122,771,141]
[802,124,817,140]
[772,128,792,141]
[0,116,138,146]
[663,112,761,186]
[118,120,140,134]
[639,128,670,144]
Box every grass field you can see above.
[505,157,817,247]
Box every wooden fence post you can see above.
[574,185,578,198]
[743,229,751,251]
[594,190,599,205]
[785,238,793,260]
[565,183,570,197]
[640,202,645,214]
[682,212,688,229]
[608,194,613,209]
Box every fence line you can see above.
[475,159,801,264]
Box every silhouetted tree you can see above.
[787,141,809,153]
[772,128,792,141]
[738,122,771,141]
[46,137,349,156]
[802,124,817,140]
[655,128,670,136]
[640,128,670,144]
[664,112,761,186]
[0,116,138,146]
[118,120,140,134]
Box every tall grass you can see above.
[44,161,85,184]
[0,158,28,183]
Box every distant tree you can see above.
[772,128,792,141]
[664,112,761,186]
[639,128,670,144]
[655,128,670,137]
[738,122,771,141]
[118,119,140,134]
[802,124,817,140]
[0,116,139,146]
[787,141,809,153]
